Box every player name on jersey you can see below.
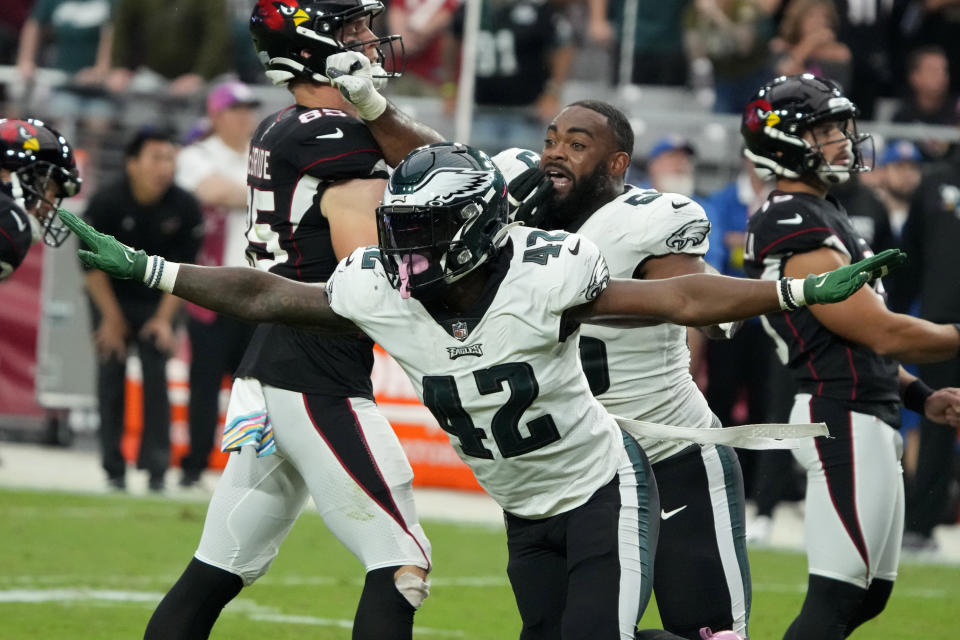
[248,146,271,180]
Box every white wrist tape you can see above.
[142,255,180,293]
[355,87,387,121]
[777,277,807,311]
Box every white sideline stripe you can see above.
[1,579,949,601]
[0,589,464,636]
[0,575,511,588]
[752,583,947,599]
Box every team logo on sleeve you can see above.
[583,257,610,301]
[665,220,711,251]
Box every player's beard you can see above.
[543,162,615,232]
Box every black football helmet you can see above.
[0,118,81,247]
[377,143,510,300]
[741,74,872,186]
[250,0,402,86]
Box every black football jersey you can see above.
[0,192,33,281]
[744,191,900,417]
[453,1,573,106]
[235,105,389,397]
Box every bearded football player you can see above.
[492,101,751,640]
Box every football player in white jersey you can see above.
[492,101,750,639]
[58,143,902,640]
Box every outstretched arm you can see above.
[573,249,906,328]
[58,209,357,334]
[171,264,354,333]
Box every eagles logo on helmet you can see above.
[741,74,872,186]
[0,118,81,247]
[376,143,511,300]
[250,0,403,87]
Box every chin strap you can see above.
[8,173,41,244]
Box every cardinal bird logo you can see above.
[744,98,774,132]
[257,0,310,30]
[0,120,39,152]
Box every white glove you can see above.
[326,51,388,121]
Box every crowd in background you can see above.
[1,0,959,549]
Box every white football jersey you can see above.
[575,186,716,461]
[326,226,623,518]
[493,148,716,463]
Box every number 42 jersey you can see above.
[326,226,622,518]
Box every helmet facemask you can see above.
[13,160,81,247]
[252,0,403,87]
[803,117,873,186]
[378,200,504,300]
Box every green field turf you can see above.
[1,489,956,639]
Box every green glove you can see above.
[802,248,907,305]
[57,208,147,281]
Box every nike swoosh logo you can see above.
[661,505,687,520]
[316,128,344,140]
[671,200,687,210]
[122,252,134,264]
[345,254,355,266]
[777,214,803,225]
[568,239,581,255]
[815,276,827,288]
[9,209,27,232]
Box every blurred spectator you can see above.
[832,0,903,120]
[15,0,114,128]
[0,0,32,65]
[873,140,924,241]
[107,0,231,97]
[82,128,203,492]
[387,0,460,96]
[585,0,614,46]
[832,175,896,255]
[448,0,575,154]
[895,145,960,551]
[226,0,266,85]
[608,0,692,86]
[771,0,853,90]
[684,0,777,113]
[174,81,259,489]
[871,140,924,309]
[701,158,800,543]
[899,0,960,96]
[640,135,701,197]
[892,45,956,160]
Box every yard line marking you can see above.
[752,583,947,598]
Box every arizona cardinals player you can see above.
[61,142,903,639]
[741,74,960,640]
[0,118,81,281]
[139,2,441,639]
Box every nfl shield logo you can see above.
[452,321,469,341]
